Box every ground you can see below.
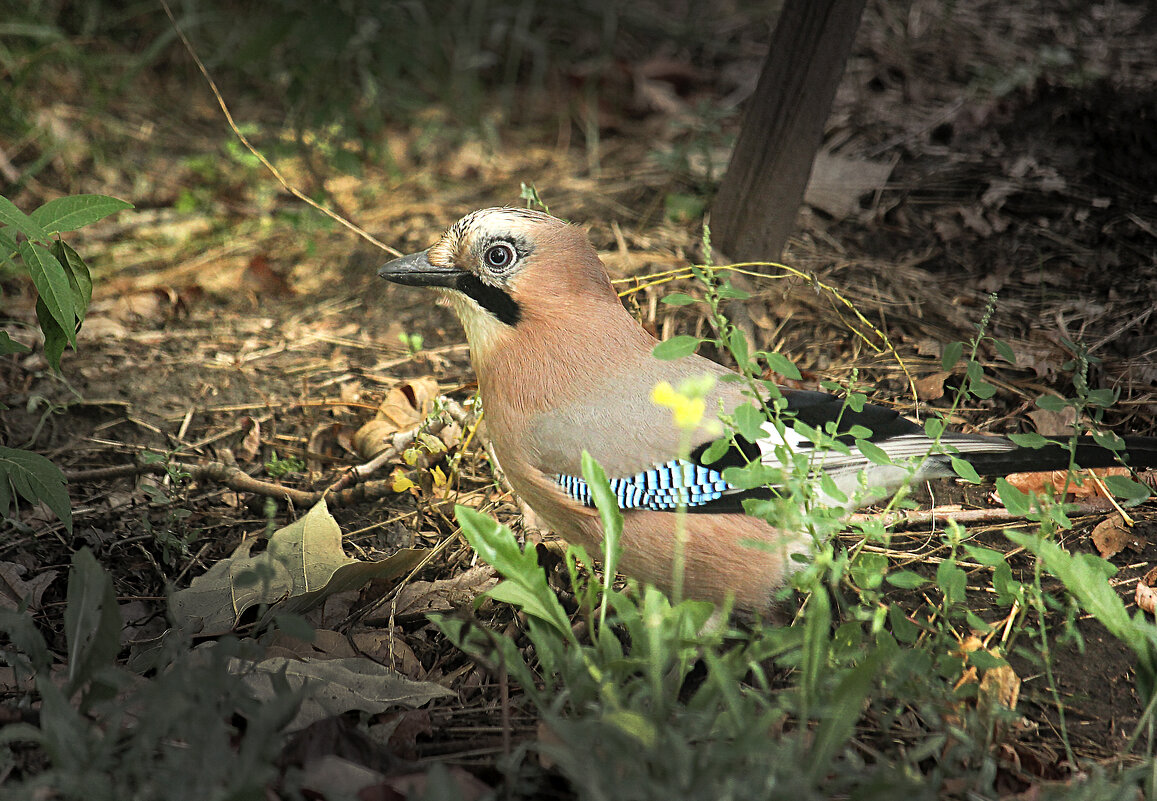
[2,1,1156,797]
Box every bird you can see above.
[378,207,1157,615]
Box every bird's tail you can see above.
[961,435,1157,477]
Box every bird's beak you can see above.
[377,250,464,289]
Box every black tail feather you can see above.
[963,435,1157,477]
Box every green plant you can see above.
[264,449,305,478]
[1,192,131,533]
[0,549,303,801]
[398,330,424,357]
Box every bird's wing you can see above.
[547,388,1016,514]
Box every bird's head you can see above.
[378,207,620,359]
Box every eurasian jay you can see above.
[379,207,1156,615]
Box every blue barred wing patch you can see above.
[554,459,733,511]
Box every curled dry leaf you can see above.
[236,416,261,463]
[0,563,57,612]
[1136,580,1157,616]
[1090,512,1142,559]
[354,377,441,460]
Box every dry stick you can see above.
[847,498,1117,530]
[64,459,435,509]
[157,0,400,258]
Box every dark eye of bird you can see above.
[483,243,516,271]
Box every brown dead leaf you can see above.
[1027,406,1076,437]
[387,565,498,619]
[1004,467,1132,500]
[353,378,441,459]
[236,416,261,463]
[1090,513,1142,559]
[954,635,1021,712]
[805,150,895,220]
[0,563,57,611]
[383,766,490,801]
[914,371,951,401]
[242,254,294,297]
[1137,581,1157,615]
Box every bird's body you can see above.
[379,207,1156,614]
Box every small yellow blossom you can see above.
[651,376,721,434]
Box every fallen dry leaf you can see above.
[236,416,261,463]
[1004,467,1132,499]
[914,370,952,401]
[233,654,453,731]
[0,563,57,611]
[1137,580,1157,616]
[1027,406,1076,437]
[354,377,441,459]
[1090,513,1142,559]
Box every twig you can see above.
[157,0,399,257]
[63,458,429,508]
[849,498,1117,530]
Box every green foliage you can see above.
[264,449,305,478]
[0,549,303,800]
[0,192,130,535]
[0,446,72,533]
[1,193,130,371]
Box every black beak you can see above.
[377,250,464,289]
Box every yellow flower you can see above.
[651,377,719,433]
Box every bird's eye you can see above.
[483,243,516,271]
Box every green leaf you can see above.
[941,340,963,370]
[51,240,92,318]
[0,228,17,256]
[764,351,801,380]
[30,194,132,234]
[716,283,750,300]
[0,445,71,532]
[886,570,928,589]
[807,650,880,783]
[728,327,750,367]
[1036,394,1067,412]
[652,335,701,360]
[962,544,1007,567]
[800,585,831,707]
[0,331,31,355]
[995,478,1031,516]
[992,338,1017,364]
[949,456,981,484]
[455,505,573,640]
[1006,532,1132,641]
[967,647,1007,670]
[21,240,76,347]
[0,194,48,241]
[969,379,996,400]
[1086,388,1118,408]
[581,450,623,591]
[660,292,697,306]
[35,298,70,372]
[1008,432,1050,449]
[698,436,731,465]
[733,403,767,443]
[63,548,121,695]
[855,439,893,467]
[846,424,873,440]
[936,560,967,605]
[1100,474,1151,503]
[924,417,946,441]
